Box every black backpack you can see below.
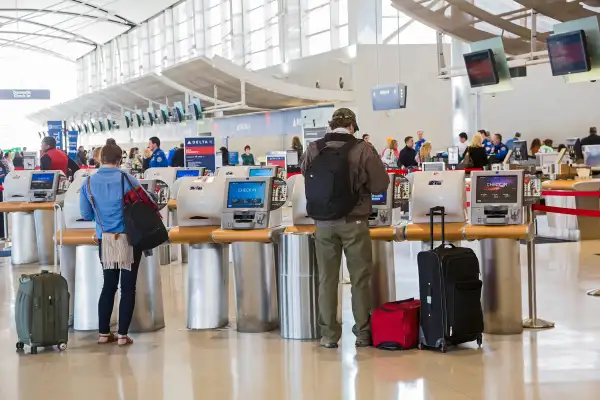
[305,135,359,221]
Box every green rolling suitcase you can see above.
[15,270,69,354]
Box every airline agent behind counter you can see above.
[40,136,80,177]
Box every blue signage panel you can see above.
[47,120,63,150]
[371,84,407,111]
[67,130,78,161]
[211,106,334,137]
[0,89,50,100]
[184,137,215,172]
[228,151,239,165]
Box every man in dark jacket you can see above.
[398,136,418,168]
[170,143,185,167]
[581,127,600,146]
[301,107,389,349]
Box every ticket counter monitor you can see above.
[248,166,278,177]
[173,176,230,329]
[470,170,524,225]
[216,177,283,333]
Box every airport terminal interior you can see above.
[4,0,600,399]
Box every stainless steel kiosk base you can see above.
[232,242,279,333]
[159,244,171,265]
[480,238,523,335]
[181,244,189,263]
[187,243,229,330]
[279,232,319,340]
[11,212,38,265]
[60,245,76,326]
[34,209,55,266]
[129,249,165,333]
[371,240,396,307]
[74,245,166,332]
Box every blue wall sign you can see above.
[0,89,50,100]
[184,137,215,172]
[67,130,78,161]
[371,84,407,111]
[47,120,64,150]
[211,105,333,137]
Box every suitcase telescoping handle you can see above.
[428,206,445,249]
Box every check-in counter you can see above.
[172,176,229,330]
[2,170,66,266]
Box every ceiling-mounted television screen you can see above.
[463,49,500,88]
[546,30,591,76]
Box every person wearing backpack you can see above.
[301,107,389,349]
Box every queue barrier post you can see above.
[522,205,555,329]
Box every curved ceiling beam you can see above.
[0,30,95,46]
[0,15,97,45]
[68,0,136,26]
[0,38,74,61]
[0,8,134,27]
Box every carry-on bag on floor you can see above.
[15,270,69,354]
[417,206,483,353]
[372,298,420,350]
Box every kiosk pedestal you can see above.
[129,249,165,333]
[279,227,319,340]
[74,245,105,331]
[60,245,76,326]
[11,211,38,265]
[370,227,398,306]
[214,228,280,333]
[168,226,229,330]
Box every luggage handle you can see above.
[379,298,415,312]
[427,206,446,249]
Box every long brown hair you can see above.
[292,136,302,148]
[530,138,541,155]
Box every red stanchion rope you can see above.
[532,204,600,218]
[542,190,600,197]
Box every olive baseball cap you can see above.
[331,107,359,132]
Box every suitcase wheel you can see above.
[16,342,24,351]
[417,343,424,350]
[58,342,67,351]
[31,347,37,355]
[439,339,447,353]
[477,334,483,348]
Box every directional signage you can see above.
[0,89,50,100]
[184,137,215,172]
[47,121,63,150]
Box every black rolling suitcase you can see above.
[15,270,69,354]
[417,206,483,352]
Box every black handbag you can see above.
[121,173,169,251]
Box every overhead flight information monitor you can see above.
[470,170,524,225]
[222,177,273,230]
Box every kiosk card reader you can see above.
[29,171,65,203]
[249,166,278,177]
[369,173,399,227]
[4,170,33,202]
[470,170,524,225]
[221,177,281,230]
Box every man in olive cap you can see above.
[302,107,389,348]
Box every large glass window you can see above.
[338,0,348,25]
[307,5,330,35]
[250,29,267,53]
[248,6,265,31]
[308,30,330,55]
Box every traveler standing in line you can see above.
[40,136,80,176]
[241,145,255,165]
[414,130,427,152]
[581,127,600,146]
[291,136,303,160]
[530,138,541,157]
[457,132,469,157]
[219,147,230,167]
[462,134,488,169]
[77,146,87,166]
[80,144,158,346]
[148,137,168,168]
[302,108,389,349]
[362,134,371,144]
[12,151,23,169]
[170,143,185,167]
[417,141,433,164]
[505,132,521,150]
[92,147,102,168]
[398,136,418,168]
[539,139,554,153]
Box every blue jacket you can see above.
[483,138,493,154]
[150,148,168,168]
[491,142,508,161]
[415,138,427,152]
[505,138,516,150]
[80,167,142,239]
[167,148,177,165]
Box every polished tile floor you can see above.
[0,240,599,400]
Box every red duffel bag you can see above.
[372,298,420,350]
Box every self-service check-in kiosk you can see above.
[174,176,229,329]
[248,166,278,177]
[217,166,250,177]
[470,170,524,225]
[214,177,285,333]
[2,170,67,265]
[59,171,165,332]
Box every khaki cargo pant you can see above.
[314,219,373,342]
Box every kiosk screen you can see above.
[176,169,200,179]
[227,181,266,209]
[475,175,518,204]
[30,173,55,190]
[371,192,387,206]
[249,168,274,177]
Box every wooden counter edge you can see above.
[168,226,219,244]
